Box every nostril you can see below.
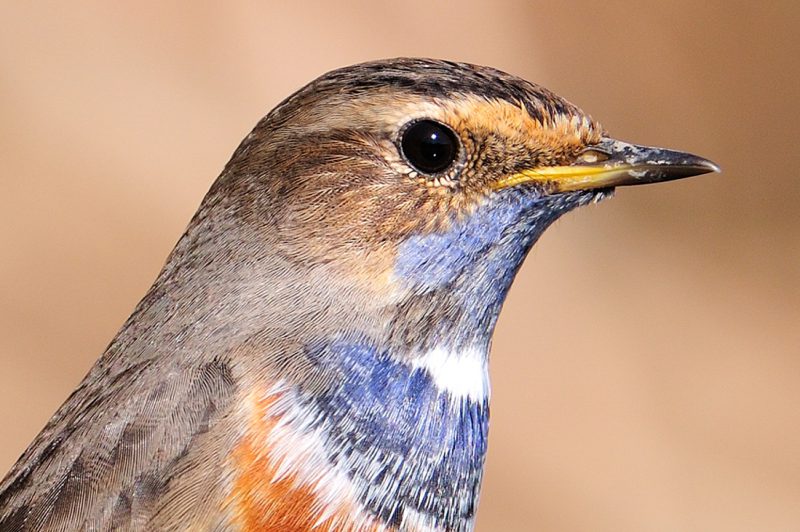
[577,150,610,164]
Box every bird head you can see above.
[175,58,718,362]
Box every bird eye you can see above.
[400,120,460,174]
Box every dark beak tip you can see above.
[664,160,720,181]
[656,153,721,181]
[630,155,721,186]
[696,158,722,175]
[707,161,722,174]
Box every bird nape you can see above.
[0,58,718,531]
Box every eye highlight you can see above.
[400,120,460,175]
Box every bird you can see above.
[0,58,718,531]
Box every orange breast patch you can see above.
[227,389,389,532]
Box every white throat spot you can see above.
[411,346,489,401]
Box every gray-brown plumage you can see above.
[0,59,717,531]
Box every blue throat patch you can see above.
[393,188,592,346]
[302,339,488,528]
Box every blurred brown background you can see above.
[1,2,798,531]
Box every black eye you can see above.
[400,120,460,174]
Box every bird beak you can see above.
[494,137,720,193]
